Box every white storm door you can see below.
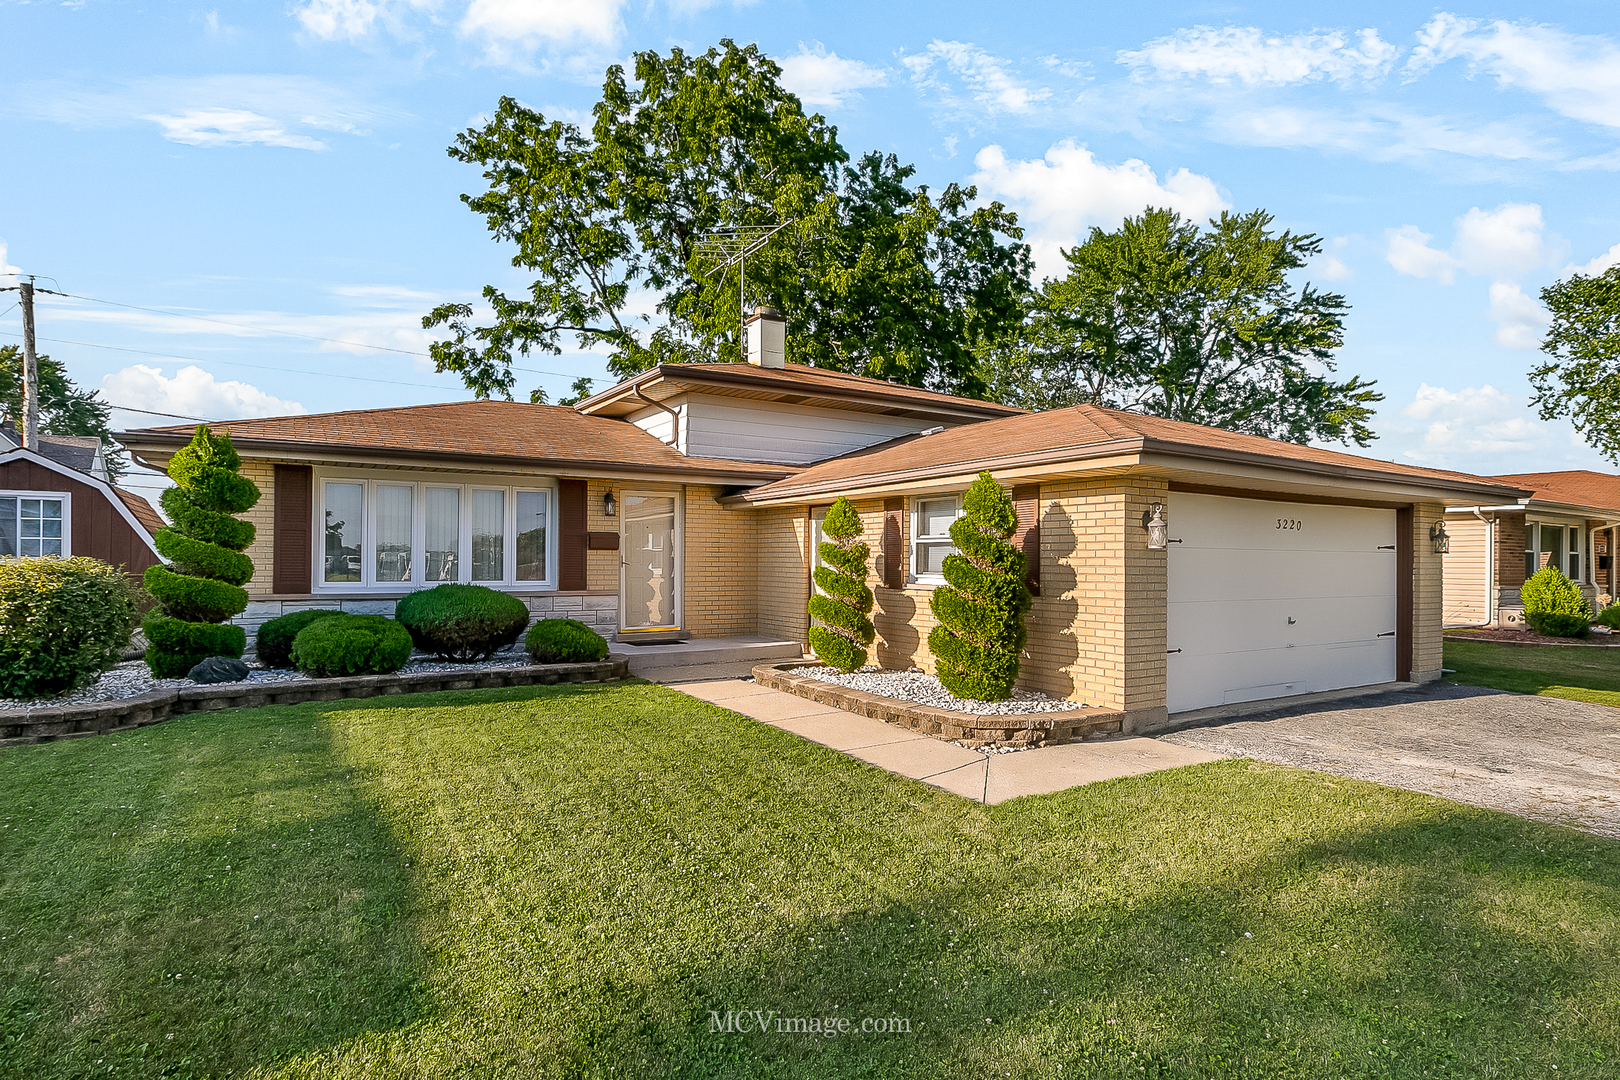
[620,494,679,632]
[1167,494,1398,714]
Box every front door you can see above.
[620,494,679,635]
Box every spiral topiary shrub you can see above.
[143,426,260,677]
[394,583,530,661]
[927,472,1032,701]
[289,613,413,678]
[1521,566,1591,637]
[255,608,344,668]
[807,496,874,672]
[525,618,609,663]
[0,557,142,699]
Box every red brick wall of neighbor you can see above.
[0,459,158,577]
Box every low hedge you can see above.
[255,609,344,668]
[395,584,530,662]
[0,557,142,699]
[141,615,247,679]
[289,614,413,678]
[525,618,609,664]
[1521,567,1590,637]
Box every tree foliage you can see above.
[425,40,1029,401]
[980,208,1382,445]
[927,473,1031,702]
[1529,265,1620,462]
[808,496,874,672]
[0,346,124,480]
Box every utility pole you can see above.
[19,277,39,450]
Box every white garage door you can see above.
[1167,493,1398,714]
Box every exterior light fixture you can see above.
[1145,504,1168,550]
[1430,520,1450,554]
[604,490,617,517]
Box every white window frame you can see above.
[0,490,71,559]
[910,493,962,585]
[313,470,558,593]
[1526,517,1594,585]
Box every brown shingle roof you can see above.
[114,488,164,537]
[116,401,793,482]
[1490,470,1620,514]
[738,404,1532,502]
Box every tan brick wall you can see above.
[1413,502,1446,680]
[584,477,619,593]
[238,458,277,597]
[757,507,809,643]
[683,485,758,638]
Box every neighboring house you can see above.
[117,307,1529,729]
[0,420,162,575]
[1441,470,1620,628]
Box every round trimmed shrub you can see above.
[927,472,1032,701]
[255,608,344,668]
[807,496,874,672]
[525,618,609,663]
[0,556,142,699]
[289,614,412,678]
[1521,566,1591,637]
[394,583,530,661]
[143,426,259,676]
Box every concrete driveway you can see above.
[1160,683,1620,838]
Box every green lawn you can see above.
[1445,638,1620,707]
[2,682,1617,1079]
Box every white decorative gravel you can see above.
[2,642,543,711]
[785,666,1088,715]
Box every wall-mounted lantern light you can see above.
[1145,504,1168,550]
[604,490,617,517]
[1430,520,1450,554]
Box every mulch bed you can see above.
[1445,628,1620,648]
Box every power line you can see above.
[104,403,217,422]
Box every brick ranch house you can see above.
[117,310,1529,732]
[1441,470,1620,628]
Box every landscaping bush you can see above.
[0,557,141,699]
[143,426,259,677]
[1521,566,1591,637]
[525,618,609,663]
[394,583,530,661]
[807,496,874,672]
[289,614,413,678]
[1594,604,1620,631]
[927,471,1032,701]
[255,608,344,668]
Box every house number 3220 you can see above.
[1276,518,1303,531]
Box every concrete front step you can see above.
[610,637,805,682]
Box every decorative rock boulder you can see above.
[188,656,251,684]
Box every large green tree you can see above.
[425,40,1029,400]
[1529,264,1620,461]
[0,346,124,480]
[981,208,1382,446]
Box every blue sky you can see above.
[3,0,1618,504]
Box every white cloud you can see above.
[1212,104,1550,165]
[459,0,624,63]
[1453,203,1556,277]
[1565,241,1620,278]
[0,241,19,284]
[1487,282,1549,350]
[297,0,391,41]
[1406,13,1620,131]
[1399,383,1544,459]
[141,108,331,150]
[101,365,305,421]
[1314,238,1353,281]
[970,141,1228,279]
[777,43,887,108]
[904,41,1050,115]
[1120,25,1397,85]
[1384,225,1459,283]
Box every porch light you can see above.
[1145,504,1168,550]
[604,490,617,517]
[1430,520,1450,554]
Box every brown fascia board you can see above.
[116,432,793,485]
[727,434,1533,506]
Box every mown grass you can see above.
[1444,638,1620,706]
[2,681,1617,1079]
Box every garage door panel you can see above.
[1167,493,1398,714]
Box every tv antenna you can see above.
[694,220,792,353]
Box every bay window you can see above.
[318,474,555,590]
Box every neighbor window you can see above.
[1527,521,1588,583]
[318,476,555,590]
[0,493,67,558]
[912,495,961,580]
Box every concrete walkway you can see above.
[676,679,1224,804]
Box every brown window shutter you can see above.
[882,497,903,590]
[1011,484,1040,596]
[272,464,313,594]
[558,478,588,591]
